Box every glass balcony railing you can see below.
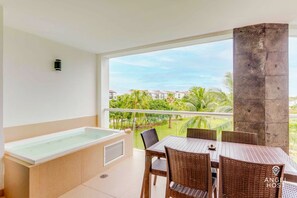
[105,108,297,161]
[290,117,297,162]
[107,109,233,149]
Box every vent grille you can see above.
[104,140,124,166]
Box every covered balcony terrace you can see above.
[0,0,297,198]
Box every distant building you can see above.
[122,89,188,100]
[148,90,169,99]
[148,90,188,100]
[148,90,159,99]
[174,91,188,99]
[290,100,297,107]
[109,90,117,100]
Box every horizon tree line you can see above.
[109,72,233,132]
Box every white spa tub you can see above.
[5,127,122,165]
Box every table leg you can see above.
[142,153,152,198]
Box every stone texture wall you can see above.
[233,23,289,152]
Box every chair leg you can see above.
[165,181,170,198]
[214,187,217,198]
[165,190,169,198]
[153,175,157,185]
[140,175,144,198]
[140,183,144,198]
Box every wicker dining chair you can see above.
[283,182,297,198]
[165,146,217,198]
[140,129,166,196]
[187,128,218,178]
[219,155,284,198]
[187,128,217,141]
[222,130,258,145]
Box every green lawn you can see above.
[133,117,233,149]
[131,117,297,162]
[133,118,187,149]
[290,118,297,162]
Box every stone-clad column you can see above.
[233,23,289,152]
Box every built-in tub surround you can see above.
[3,115,97,143]
[4,127,133,198]
[5,127,117,164]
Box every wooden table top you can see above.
[146,136,297,182]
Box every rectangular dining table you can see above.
[142,135,297,198]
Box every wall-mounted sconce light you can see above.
[54,59,61,71]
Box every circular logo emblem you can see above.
[272,166,280,176]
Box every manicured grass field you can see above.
[133,117,232,149]
[131,117,297,162]
[133,118,186,149]
[290,118,297,162]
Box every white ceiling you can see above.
[1,0,297,54]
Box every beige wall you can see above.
[3,116,98,143]
[3,27,97,127]
[1,27,98,190]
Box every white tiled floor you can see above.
[59,150,166,198]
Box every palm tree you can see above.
[165,93,187,128]
[109,94,131,129]
[209,89,232,113]
[179,87,217,133]
[224,72,233,93]
[148,99,170,126]
[109,99,118,128]
[166,93,175,128]
[126,90,151,131]
[209,72,234,132]
[206,72,233,114]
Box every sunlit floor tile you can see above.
[59,185,114,198]
[59,149,166,198]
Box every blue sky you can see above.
[110,38,297,96]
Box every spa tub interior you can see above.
[5,127,121,165]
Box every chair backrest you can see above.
[222,130,258,145]
[187,128,217,141]
[165,146,212,192]
[219,155,284,198]
[140,128,159,149]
